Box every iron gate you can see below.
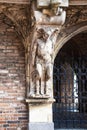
[53,57,87,129]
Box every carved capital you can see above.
[30,0,69,26]
[34,7,66,25]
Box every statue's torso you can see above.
[37,39,53,62]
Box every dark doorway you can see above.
[53,32,87,129]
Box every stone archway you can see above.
[53,26,87,129]
[54,23,87,59]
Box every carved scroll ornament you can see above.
[34,7,66,25]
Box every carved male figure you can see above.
[28,4,66,97]
[31,28,58,97]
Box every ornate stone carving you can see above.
[34,7,66,25]
[26,1,68,98]
[28,27,59,98]
[65,6,87,27]
[0,4,31,46]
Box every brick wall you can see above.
[0,14,28,130]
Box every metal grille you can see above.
[53,57,87,129]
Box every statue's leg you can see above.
[45,64,53,96]
[29,79,35,97]
[45,80,50,96]
[36,63,42,96]
[36,80,40,96]
[41,68,45,95]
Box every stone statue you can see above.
[27,4,67,98]
[29,28,58,98]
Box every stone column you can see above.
[25,1,68,130]
[25,26,58,130]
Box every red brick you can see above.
[0,14,28,129]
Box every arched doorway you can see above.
[53,30,87,129]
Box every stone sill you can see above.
[26,98,55,104]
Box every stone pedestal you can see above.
[28,123,54,130]
[26,98,55,130]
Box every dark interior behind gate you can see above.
[53,32,87,129]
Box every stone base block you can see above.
[28,122,54,130]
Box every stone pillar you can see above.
[26,99,55,130]
[25,1,68,130]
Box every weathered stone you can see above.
[28,123,54,130]
[37,0,50,8]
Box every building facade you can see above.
[0,0,87,130]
